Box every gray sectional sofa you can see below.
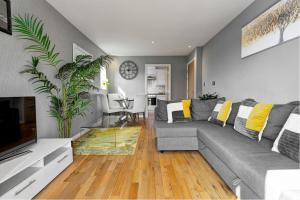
[154,116,299,199]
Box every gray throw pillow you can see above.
[191,97,225,121]
[263,101,300,141]
[155,99,169,121]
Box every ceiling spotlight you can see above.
[188,45,192,48]
[151,41,155,44]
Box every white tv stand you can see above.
[0,139,73,199]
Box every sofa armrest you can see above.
[265,169,300,200]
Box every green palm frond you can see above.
[71,56,111,81]
[13,14,112,138]
[56,63,76,80]
[21,57,59,95]
[68,98,93,118]
[75,55,93,66]
[49,96,63,120]
[13,14,61,68]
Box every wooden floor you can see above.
[36,116,236,199]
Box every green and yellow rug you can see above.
[72,126,142,155]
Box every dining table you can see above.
[114,98,134,121]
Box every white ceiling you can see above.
[47,0,254,56]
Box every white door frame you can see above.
[186,57,197,98]
[145,64,172,117]
[145,64,172,100]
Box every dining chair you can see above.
[100,94,123,116]
[108,93,124,109]
[125,94,146,121]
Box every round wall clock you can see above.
[119,61,139,80]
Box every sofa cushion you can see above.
[155,100,169,121]
[191,97,225,121]
[209,100,233,127]
[155,99,184,121]
[197,123,299,198]
[167,102,189,123]
[227,99,256,126]
[157,137,198,150]
[155,120,201,138]
[234,100,264,140]
[263,101,300,141]
[272,106,300,162]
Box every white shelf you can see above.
[0,139,73,199]
[44,147,68,166]
[0,167,41,197]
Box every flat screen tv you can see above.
[0,97,37,161]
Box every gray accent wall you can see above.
[202,0,300,103]
[108,56,187,100]
[0,0,106,138]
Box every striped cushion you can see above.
[208,100,232,127]
[234,101,259,140]
[234,100,272,141]
[272,106,300,162]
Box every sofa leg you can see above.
[160,151,164,153]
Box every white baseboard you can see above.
[72,128,90,141]
[72,118,103,141]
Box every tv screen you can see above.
[0,97,37,159]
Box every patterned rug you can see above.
[72,126,142,155]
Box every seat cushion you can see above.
[197,123,299,198]
[155,120,203,138]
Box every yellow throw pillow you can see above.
[246,103,273,132]
[217,100,233,122]
[182,99,192,118]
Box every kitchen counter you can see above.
[147,93,166,95]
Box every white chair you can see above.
[100,94,123,116]
[108,93,124,109]
[125,94,146,121]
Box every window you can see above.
[100,67,108,90]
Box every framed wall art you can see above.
[242,0,300,58]
[0,0,12,35]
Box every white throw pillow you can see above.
[167,102,183,123]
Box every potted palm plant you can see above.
[13,14,112,138]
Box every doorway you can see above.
[187,58,196,99]
[145,64,171,117]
